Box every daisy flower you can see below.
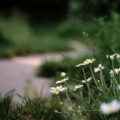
[76,58,95,67]
[86,77,92,82]
[110,55,115,60]
[81,80,86,83]
[110,71,114,77]
[50,86,67,94]
[94,64,104,72]
[74,84,83,91]
[56,77,69,84]
[84,58,95,65]
[61,72,66,77]
[110,68,120,77]
[97,80,100,83]
[114,69,119,74]
[110,70,114,74]
[100,100,120,115]
[117,54,120,59]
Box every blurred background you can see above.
[0,0,120,57]
[0,0,120,101]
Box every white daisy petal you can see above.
[100,100,120,115]
[61,72,66,77]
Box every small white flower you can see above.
[107,53,120,60]
[106,55,109,59]
[100,100,120,115]
[110,70,114,77]
[107,54,116,60]
[94,64,104,72]
[74,84,83,91]
[110,70,114,75]
[114,69,119,74]
[54,110,58,113]
[50,86,67,94]
[56,77,69,84]
[97,80,100,83]
[60,101,63,105]
[110,68,120,76]
[83,32,86,36]
[83,32,88,37]
[110,55,114,60]
[86,77,92,82]
[61,72,66,77]
[81,80,86,83]
[94,68,99,72]
[84,58,95,65]
[117,54,120,59]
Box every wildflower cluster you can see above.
[50,72,68,94]
[50,55,120,118]
[110,68,120,77]
[94,64,104,72]
[106,53,120,60]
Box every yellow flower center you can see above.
[109,106,115,113]
[56,88,60,92]
[118,68,120,72]
[87,60,92,64]
[98,67,101,71]
[68,107,73,111]
[61,79,65,83]
[73,88,76,91]
[80,63,84,66]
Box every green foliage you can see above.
[37,60,71,78]
[68,0,120,20]
[37,56,94,82]
[0,92,66,120]
[0,14,71,58]
[0,90,14,120]
[1,11,120,58]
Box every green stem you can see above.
[90,65,97,86]
[100,71,108,90]
[82,68,93,103]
